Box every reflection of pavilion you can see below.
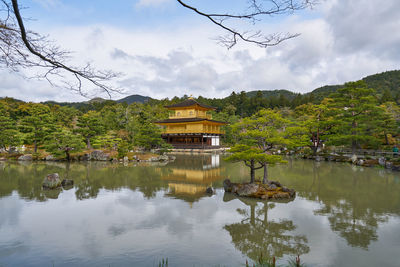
[161,154,224,204]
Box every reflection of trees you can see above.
[311,164,390,250]
[270,159,399,250]
[314,201,386,249]
[0,162,63,201]
[0,161,170,202]
[0,154,229,203]
[223,195,309,261]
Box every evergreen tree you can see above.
[227,109,292,183]
[0,103,22,152]
[225,144,282,183]
[327,81,388,151]
[294,101,334,154]
[76,110,105,148]
[51,105,80,128]
[19,103,55,153]
[44,128,85,160]
[380,89,394,103]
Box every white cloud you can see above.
[1,0,399,102]
[32,0,62,8]
[136,0,171,8]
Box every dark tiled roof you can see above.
[154,118,227,124]
[164,99,216,109]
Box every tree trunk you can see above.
[310,145,318,156]
[250,204,255,225]
[262,164,268,184]
[263,203,269,224]
[34,139,37,153]
[384,132,389,145]
[250,160,255,183]
[65,149,70,161]
[86,136,91,149]
[351,117,358,153]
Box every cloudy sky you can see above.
[1,0,399,102]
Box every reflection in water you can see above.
[223,194,309,261]
[161,154,224,203]
[1,157,400,266]
[269,160,399,250]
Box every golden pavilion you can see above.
[155,98,226,149]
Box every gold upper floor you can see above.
[162,122,224,134]
[169,108,212,119]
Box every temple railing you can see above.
[169,144,221,149]
[162,129,224,134]
[168,114,212,119]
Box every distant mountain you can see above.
[306,70,400,101]
[245,89,299,100]
[363,70,400,95]
[116,94,151,104]
[306,85,343,101]
[3,70,399,108]
[39,94,151,111]
[87,97,107,104]
[244,70,400,102]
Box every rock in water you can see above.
[237,183,259,197]
[45,155,56,161]
[385,161,393,169]
[269,184,277,190]
[223,179,295,200]
[269,181,282,187]
[90,150,110,161]
[61,179,74,187]
[158,155,169,161]
[378,157,386,166]
[18,154,33,161]
[43,173,62,189]
[81,153,91,161]
[206,187,213,194]
[223,179,233,192]
[392,165,400,171]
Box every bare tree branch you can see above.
[176,0,317,48]
[0,0,121,98]
[1,0,317,97]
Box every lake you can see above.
[1,155,400,267]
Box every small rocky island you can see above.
[223,179,296,200]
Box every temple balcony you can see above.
[168,114,212,120]
[162,129,225,135]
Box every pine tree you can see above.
[327,81,389,151]
[44,129,85,160]
[19,103,55,153]
[0,103,22,152]
[227,109,292,183]
[76,111,105,148]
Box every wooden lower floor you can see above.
[162,134,222,149]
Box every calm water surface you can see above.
[0,155,400,267]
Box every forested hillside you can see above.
[9,69,394,115]
[2,78,400,161]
